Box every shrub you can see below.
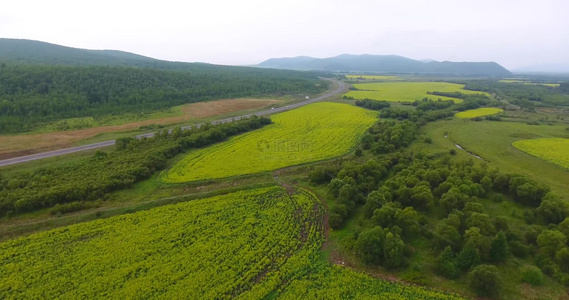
[468,264,502,298]
[521,266,543,286]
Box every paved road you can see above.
[0,79,346,167]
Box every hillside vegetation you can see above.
[0,63,326,133]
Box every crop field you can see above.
[163,102,377,183]
[344,82,489,103]
[455,107,504,119]
[0,186,461,299]
[345,75,401,80]
[499,79,560,87]
[513,138,569,169]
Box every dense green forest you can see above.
[0,63,326,133]
[0,116,271,215]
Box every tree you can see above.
[480,176,493,193]
[466,212,496,236]
[436,246,459,279]
[434,224,462,251]
[372,202,400,228]
[364,191,387,218]
[356,226,386,265]
[458,242,481,271]
[469,264,502,298]
[537,230,567,258]
[383,232,405,268]
[328,178,345,198]
[490,231,508,263]
[464,227,492,261]
[560,217,569,239]
[555,247,569,272]
[409,184,434,209]
[492,174,510,191]
[537,193,569,224]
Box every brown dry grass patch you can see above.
[0,98,281,159]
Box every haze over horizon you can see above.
[1,0,568,72]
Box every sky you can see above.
[1,0,568,71]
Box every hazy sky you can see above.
[1,0,568,71]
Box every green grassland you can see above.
[344,82,490,103]
[513,138,569,169]
[455,107,504,119]
[0,186,462,299]
[163,102,377,183]
[412,119,569,200]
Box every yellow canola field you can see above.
[344,82,490,103]
[164,102,377,182]
[346,75,401,80]
[513,138,569,169]
[455,107,504,119]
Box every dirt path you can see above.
[0,98,281,159]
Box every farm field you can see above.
[455,107,504,119]
[344,82,489,103]
[163,102,377,183]
[411,119,569,200]
[345,75,401,80]
[0,98,281,160]
[0,186,462,299]
[499,79,560,87]
[513,138,569,169]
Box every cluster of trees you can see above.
[0,116,271,215]
[413,98,454,111]
[379,108,454,124]
[306,109,569,296]
[0,63,326,133]
[310,121,419,228]
[361,121,418,155]
[354,99,391,110]
[314,150,569,296]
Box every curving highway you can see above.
[0,79,346,167]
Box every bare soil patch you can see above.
[0,98,281,159]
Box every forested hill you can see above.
[0,38,165,67]
[0,63,327,133]
[258,54,512,77]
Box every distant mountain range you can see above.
[258,54,512,77]
[0,39,512,77]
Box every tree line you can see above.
[0,116,271,216]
